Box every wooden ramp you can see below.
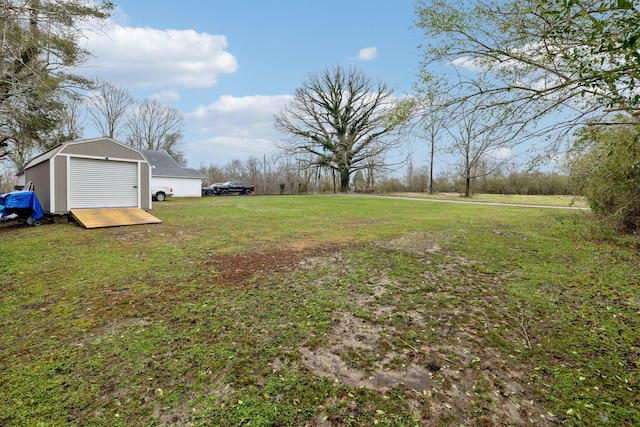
[70,208,161,229]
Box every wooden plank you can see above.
[70,208,161,229]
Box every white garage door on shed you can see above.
[69,157,139,209]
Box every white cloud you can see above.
[184,94,292,166]
[82,24,238,88]
[151,90,181,103]
[191,94,291,117]
[448,56,485,73]
[486,147,513,160]
[185,136,276,167]
[356,46,378,61]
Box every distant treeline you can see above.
[197,157,575,196]
[396,169,573,196]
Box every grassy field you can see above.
[384,192,589,208]
[0,195,638,426]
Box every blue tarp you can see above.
[0,191,44,222]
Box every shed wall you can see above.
[54,156,67,213]
[141,163,151,210]
[26,161,50,212]
[61,139,145,161]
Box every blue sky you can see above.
[79,1,423,169]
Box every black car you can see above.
[205,181,254,196]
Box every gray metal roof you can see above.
[141,149,205,179]
[23,137,144,170]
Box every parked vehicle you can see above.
[202,183,223,196]
[206,181,254,196]
[152,186,173,202]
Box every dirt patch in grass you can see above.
[375,230,443,255]
[296,255,551,425]
[299,311,437,392]
[205,244,352,287]
[200,234,555,425]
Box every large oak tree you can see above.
[275,65,404,192]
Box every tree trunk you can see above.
[429,139,435,194]
[340,168,351,192]
[464,176,471,197]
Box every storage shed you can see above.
[23,138,152,214]
[141,149,205,197]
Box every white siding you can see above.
[69,158,139,209]
[152,176,202,197]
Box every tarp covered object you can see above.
[0,191,44,222]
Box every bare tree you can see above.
[415,0,640,143]
[445,95,516,197]
[412,89,449,194]
[86,80,135,139]
[125,98,185,165]
[51,93,85,142]
[275,65,404,192]
[198,163,225,186]
[223,159,245,178]
[404,155,430,193]
[245,156,260,181]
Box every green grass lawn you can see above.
[0,195,637,426]
[385,192,589,208]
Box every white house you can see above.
[141,149,205,197]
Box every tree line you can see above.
[198,155,374,196]
[198,154,573,197]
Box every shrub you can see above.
[569,121,640,233]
